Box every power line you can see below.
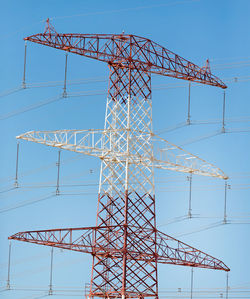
[49,0,200,21]
[1,71,250,121]
[0,90,107,121]
[0,95,62,121]
[3,181,250,195]
[0,153,88,184]
[1,80,250,123]
[0,194,54,214]
[0,86,24,99]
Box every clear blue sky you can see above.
[1,0,250,298]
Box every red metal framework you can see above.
[9,226,229,271]
[10,20,229,299]
[90,64,158,298]
[24,19,227,89]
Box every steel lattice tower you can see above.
[10,20,229,299]
[93,64,158,297]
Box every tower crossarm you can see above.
[24,19,226,88]
[8,226,121,255]
[16,129,108,158]
[9,226,230,272]
[152,135,228,179]
[17,129,228,179]
[156,230,230,271]
[9,227,95,254]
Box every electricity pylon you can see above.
[9,20,229,299]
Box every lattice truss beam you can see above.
[24,19,227,89]
[16,128,228,180]
[9,226,229,272]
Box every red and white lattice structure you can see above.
[9,19,229,299]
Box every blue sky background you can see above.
[1,0,250,298]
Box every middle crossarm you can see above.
[16,129,228,179]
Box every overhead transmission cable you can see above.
[1,75,250,121]
[0,193,55,214]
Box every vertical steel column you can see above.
[62,52,68,98]
[121,64,131,298]
[190,267,194,299]
[187,83,191,125]
[48,247,54,295]
[90,65,157,298]
[14,142,20,188]
[56,150,61,195]
[188,173,193,218]
[6,241,11,290]
[222,91,226,133]
[223,180,228,224]
[22,41,27,89]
